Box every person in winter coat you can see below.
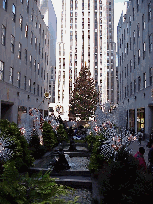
[134,147,146,172]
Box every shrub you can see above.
[29,129,46,159]
[98,146,153,204]
[0,161,78,204]
[0,119,34,172]
[42,121,58,150]
[56,124,68,143]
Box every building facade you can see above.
[0,0,50,124]
[39,0,57,104]
[117,0,153,137]
[55,0,117,120]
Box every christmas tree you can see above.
[69,65,99,120]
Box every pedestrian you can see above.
[138,132,142,145]
[148,142,153,174]
[134,147,146,172]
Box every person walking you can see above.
[138,132,143,145]
[134,147,146,172]
[148,142,153,174]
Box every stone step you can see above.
[29,168,91,177]
[51,175,92,190]
[51,152,90,157]
[50,170,91,177]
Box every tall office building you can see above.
[38,0,57,104]
[117,0,153,137]
[0,0,50,123]
[55,0,117,120]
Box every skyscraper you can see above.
[55,0,117,120]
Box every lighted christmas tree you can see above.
[69,65,99,120]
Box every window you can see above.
[12,4,16,22]
[127,43,128,55]
[27,0,29,13]
[143,72,146,88]
[3,0,7,11]
[125,67,126,78]
[133,30,135,44]
[42,48,43,58]
[35,21,37,28]
[142,14,145,30]
[133,8,135,21]
[130,37,131,50]
[134,55,135,69]
[18,43,22,59]
[1,25,6,46]
[38,63,40,76]
[125,87,126,98]
[138,49,140,64]
[47,55,48,65]
[37,84,39,96]
[17,72,21,88]
[137,0,139,12]
[19,15,23,30]
[41,67,43,78]
[31,9,34,21]
[149,67,153,86]
[47,73,48,83]
[134,79,136,93]
[148,2,151,21]
[30,54,32,67]
[30,31,33,44]
[20,0,23,3]
[45,52,46,63]
[44,70,45,80]
[41,87,42,97]
[45,34,46,44]
[130,82,132,95]
[25,49,27,64]
[143,42,146,59]
[127,85,129,96]
[11,35,15,53]
[34,59,36,72]
[39,43,40,55]
[138,76,141,91]
[129,15,131,26]
[130,60,132,72]
[0,61,4,80]
[25,24,28,38]
[149,34,152,53]
[39,24,41,34]
[127,64,128,76]
[42,30,44,40]
[29,79,31,92]
[137,23,140,38]
[24,76,26,90]
[35,37,37,50]
[9,67,13,84]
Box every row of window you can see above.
[119,5,152,49]
[0,60,48,94]
[1,25,49,66]
[2,1,49,47]
[119,38,152,67]
[120,68,152,100]
[133,1,151,22]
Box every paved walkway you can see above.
[128,140,150,166]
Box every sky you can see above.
[114,0,125,45]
